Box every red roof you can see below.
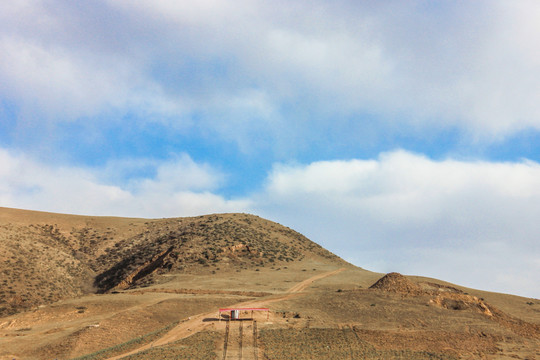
[219,308,269,312]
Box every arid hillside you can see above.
[0,207,345,316]
[0,207,538,360]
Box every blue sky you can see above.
[1,0,540,298]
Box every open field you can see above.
[0,207,539,359]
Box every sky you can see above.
[1,0,540,298]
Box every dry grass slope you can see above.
[117,332,219,360]
[260,328,458,359]
[0,208,345,316]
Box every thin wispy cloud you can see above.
[0,148,250,217]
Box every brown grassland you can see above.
[0,207,538,359]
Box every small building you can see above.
[218,307,269,321]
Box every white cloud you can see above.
[0,148,249,218]
[254,150,540,298]
[0,37,123,118]
[133,154,223,193]
[2,1,540,141]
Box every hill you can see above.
[0,207,538,360]
[0,207,344,316]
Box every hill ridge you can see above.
[0,207,346,316]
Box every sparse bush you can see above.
[71,321,179,360]
[260,328,457,360]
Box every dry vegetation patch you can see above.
[115,331,219,360]
[260,328,458,359]
[67,321,180,360]
[352,328,500,358]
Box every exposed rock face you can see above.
[369,272,424,295]
[111,247,174,291]
[223,243,263,258]
[429,292,493,316]
[371,273,496,318]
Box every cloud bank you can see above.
[1,0,540,148]
[254,150,540,298]
[0,148,250,218]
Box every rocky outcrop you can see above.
[429,292,493,316]
[369,272,424,295]
[111,247,173,291]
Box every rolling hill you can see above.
[0,207,538,360]
[0,207,344,316]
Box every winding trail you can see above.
[106,268,345,360]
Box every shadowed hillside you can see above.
[0,207,345,316]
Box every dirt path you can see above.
[221,320,259,360]
[287,268,345,293]
[106,268,345,360]
[223,320,242,360]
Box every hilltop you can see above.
[0,207,538,360]
[0,207,345,316]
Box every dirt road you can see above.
[106,268,345,360]
[287,268,345,293]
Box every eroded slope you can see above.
[0,208,345,316]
